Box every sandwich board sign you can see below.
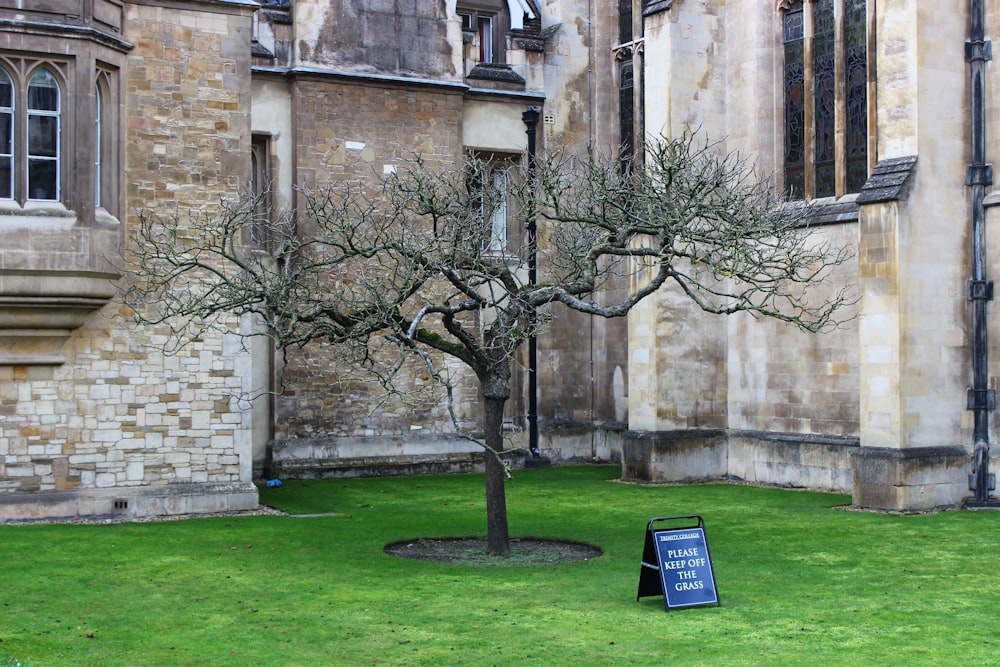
[637,515,719,611]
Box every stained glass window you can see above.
[782,1,869,199]
[812,0,836,198]
[619,0,633,44]
[783,5,805,198]
[844,0,869,193]
[617,1,642,171]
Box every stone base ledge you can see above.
[0,481,260,524]
[268,449,528,480]
[622,429,728,483]
[851,446,969,511]
[623,429,856,495]
[538,420,626,464]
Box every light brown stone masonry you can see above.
[274,76,478,440]
[0,1,257,508]
[0,319,250,495]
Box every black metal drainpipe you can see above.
[523,106,541,458]
[967,0,995,503]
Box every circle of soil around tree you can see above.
[384,537,602,566]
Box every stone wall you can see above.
[0,0,261,521]
[270,75,479,445]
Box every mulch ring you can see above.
[384,537,602,566]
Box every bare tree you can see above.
[123,134,853,557]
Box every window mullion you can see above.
[803,2,815,199]
[15,84,23,203]
[834,0,846,198]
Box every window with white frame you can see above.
[469,155,517,255]
[485,166,508,253]
[0,65,63,203]
[458,1,510,65]
[26,68,60,201]
[0,69,12,200]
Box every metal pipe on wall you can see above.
[523,106,541,458]
[966,0,996,504]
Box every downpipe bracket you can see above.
[966,388,996,411]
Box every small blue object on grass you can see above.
[265,479,282,488]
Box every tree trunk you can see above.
[482,391,511,557]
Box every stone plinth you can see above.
[851,446,969,512]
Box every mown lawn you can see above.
[1,465,997,666]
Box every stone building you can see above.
[0,0,996,521]
[622,0,998,512]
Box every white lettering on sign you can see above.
[658,531,699,542]
[674,580,705,591]
[664,547,699,559]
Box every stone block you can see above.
[622,429,727,483]
[851,446,969,511]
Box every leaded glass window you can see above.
[844,0,868,193]
[782,0,869,200]
[783,5,805,197]
[616,0,643,171]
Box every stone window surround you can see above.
[468,150,522,256]
[0,17,132,365]
[457,0,544,87]
[0,58,66,205]
[777,0,873,200]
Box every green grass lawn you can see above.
[1,465,998,666]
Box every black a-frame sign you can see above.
[637,515,719,611]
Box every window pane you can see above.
[487,169,507,253]
[27,70,59,112]
[28,115,58,158]
[0,157,11,199]
[0,111,11,155]
[783,5,805,198]
[845,0,868,193]
[618,0,633,43]
[27,71,61,201]
[812,0,836,198]
[95,85,102,206]
[620,58,635,164]
[478,16,493,62]
[28,158,57,200]
[0,70,11,109]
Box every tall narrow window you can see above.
[844,0,868,193]
[27,69,60,201]
[250,134,274,252]
[469,154,515,255]
[812,0,836,197]
[782,1,869,199]
[783,4,805,197]
[478,15,494,63]
[618,0,633,44]
[486,167,508,253]
[94,83,101,207]
[615,0,643,172]
[619,58,635,167]
[0,69,12,200]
